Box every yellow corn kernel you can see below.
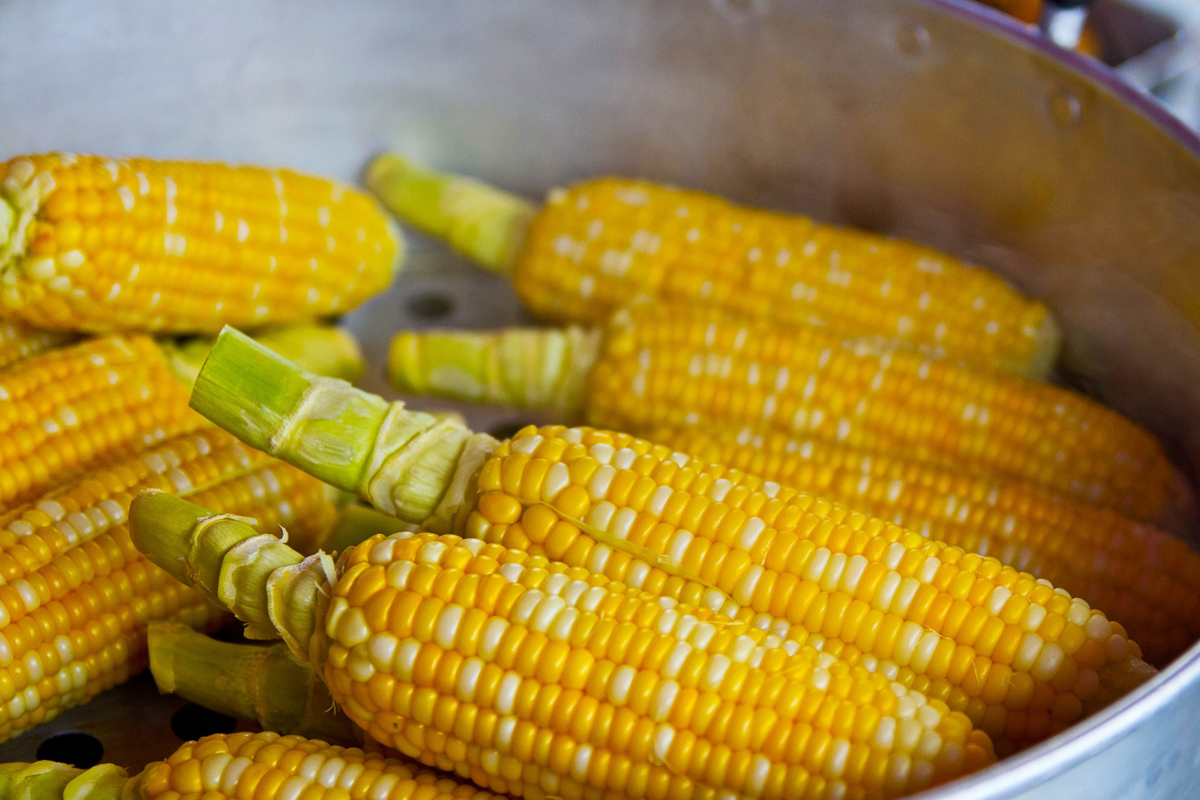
[589,303,1174,522]
[0,320,72,371]
[0,335,205,509]
[461,426,1156,755]
[651,424,1200,666]
[369,158,1057,378]
[1,730,505,800]
[182,329,1158,760]
[330,531,992,799]
[0,427,337,744]
[0,153,400,332]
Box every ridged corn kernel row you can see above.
[177,329,1157,765]
[461,426,1152,754]
[0,731,505,800]
[384,314,1194,662]
[588,303,1175,522]
[0,568,219,742]
[0,153,400,332]
[132,731,503,800]
[368,157,1058,378]
[0,428,337,743]
[149,731,505,800]
[339,533,995,800]
[0,321,71,372]
[522,180,1054,375]
[0,334,204,509]
[124,488,1002,800]
[651,425,1200,667]
[0,427,332,593]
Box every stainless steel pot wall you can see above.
[2,0,1200,797]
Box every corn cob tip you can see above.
[164,323,365,389]
[191,326,398,491]
[0,163,50,291]
[193,327,485,524]
[146,622,186,696]
[365,152,534,272]
[364,152,410,191]
[129,490,239,592]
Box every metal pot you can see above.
[2,0,1199,796]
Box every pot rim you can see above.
[931,0,1200,153]
[905,7,1200,796]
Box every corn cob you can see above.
[0,731,504,800]
[0,153,401,332]
[0,563,223,744]
[134,499,996,799]
[367,155,1058,379]
[0,322,361,511]
[181,330,1155,756]
[0,426,339,744]
[650,425,1200,666]
[0,335,204,509]
[388,303,1176,522]
[148,592,994,800]
[0,320,72,371]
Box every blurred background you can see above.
[978,0,1200,129]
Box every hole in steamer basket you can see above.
[36,731,104,769]
[170,703,237,741]
[406,292,455,320]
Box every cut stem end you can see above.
[366,153,534,273]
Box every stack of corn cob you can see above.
[370,160,1200,664]
[0,151,405,744]
[109,333,1168,800]
[366,156,1059,380]
[386,302,1200,667]
[0,148,1189,800]
[0,426,338,743]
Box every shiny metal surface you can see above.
[2,0,1200,796]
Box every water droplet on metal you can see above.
[897,23,932,57]
[406,292,455,320]
[1049,88,1082,128]
[712,0,768,21]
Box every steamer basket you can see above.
[1,1,1199,796]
